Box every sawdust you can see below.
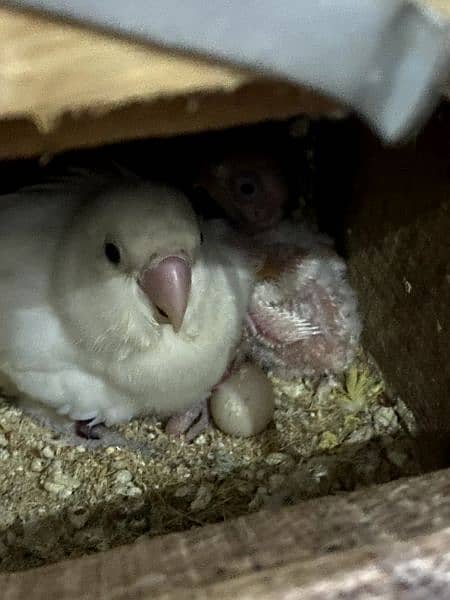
[0,350,419,572]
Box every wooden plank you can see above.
[344,104,450,468]
[2,467,450,599]
[0,9,338,159]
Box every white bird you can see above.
[0,172,255,440]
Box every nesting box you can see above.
[0,4,449,598]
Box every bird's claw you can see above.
[165,399,210,442]
[75,419,104,440]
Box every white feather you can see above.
[0,173,255,426]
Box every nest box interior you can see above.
[0,6,448,599]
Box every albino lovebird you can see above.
[0,172,255,440]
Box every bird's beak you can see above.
[139,256,192,333]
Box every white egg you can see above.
[210,362,274,437]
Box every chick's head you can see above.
[193,151,288,234]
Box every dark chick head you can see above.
[192,150,290,234]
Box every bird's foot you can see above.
[165,399,210,442]
[75,419,104,440]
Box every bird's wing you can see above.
[250,302,321,344]
[0,184,82,394]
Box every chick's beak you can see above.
[139,256,191,332]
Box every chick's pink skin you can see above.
[244,242,361,380]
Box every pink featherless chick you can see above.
[191,149,362,380]
[244,222,362,379]
[168,147,361,441]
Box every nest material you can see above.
[0,350,419,572]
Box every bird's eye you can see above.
[104,242,121,265]
[235,174,259,198]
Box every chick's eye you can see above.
[104,242,121,265]
[235,174,259,198]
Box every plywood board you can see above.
[345,105,450,468]
[0,8,338,158]
[2,467,450,599]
